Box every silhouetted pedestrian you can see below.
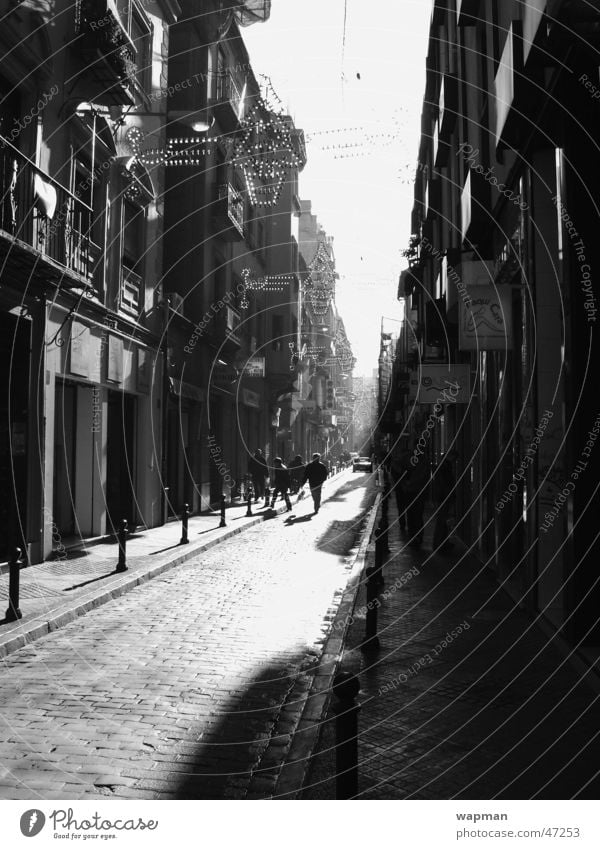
[248,448,268,502]
[270,457,292,511]
[301,453,329,513]
[288,454,305,494]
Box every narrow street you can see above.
[0,476,375,800]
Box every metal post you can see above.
[116,519,128,573]
[246,489,253,517]
[5,547,22,622]
[219,495,227,528]
[264,485,270,509]
[333,672,360,799]
[363,565,380,651]
[180,503,189,545]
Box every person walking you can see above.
[404,451,430,548]
[288,454,305,494]
[270,457,292,511]
[248,448,268,502]
[301,452,329,513]
[432,450,458,553]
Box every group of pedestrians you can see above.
[248,450,329,515]
[389,446,458,552]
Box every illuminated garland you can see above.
[303,242,336,316]
[235,103,302,207]
[239,268,295,309]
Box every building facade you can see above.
[0,0,179,562]
[403,0,600,650]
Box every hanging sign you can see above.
[409,364,471,404]
[244,357,265,377]
[459,285,513,350]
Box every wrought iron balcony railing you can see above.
[0,136,100,284]
[75,0,137,106]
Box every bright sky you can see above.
[244,0,432,375]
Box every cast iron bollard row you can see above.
[333,671,361,799]
[116,519,128,573]
[180,503,190,545]
[5,547,23,622]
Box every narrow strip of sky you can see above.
[244,0,431,375]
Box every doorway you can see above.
[0,311,29,559]
[106,391,136,533]
[53,381,77,536]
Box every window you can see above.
[118,0,153,94]
[122,199,145,273]
[120,199,145,315]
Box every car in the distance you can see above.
[352,456,373,473]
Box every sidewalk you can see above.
[301,493,600,799]
[0,470,351,659]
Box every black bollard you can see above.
[363,565,380,651]
[5,547,23,622]
[333,672,360,799]
[246,488,253,517]
[180,503,189,545]
[116,519,128,573]
[264,486,270,509]
[219,495,227,528]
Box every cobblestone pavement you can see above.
[302,496,600,800]
[0,476,376,800]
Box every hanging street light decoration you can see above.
[303,241,337,316]
[239,268,296,309]
[125,127,212,167]
[234,102,302,207]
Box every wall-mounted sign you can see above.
[409,364,471,404]
[459,285,513,351]
[242,388,261,409]
[244,357,265,377]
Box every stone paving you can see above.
[0,474,376,800]
[0,471,351,658]
[302,495,600,800]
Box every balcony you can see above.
[214,72,244,132]
[460,168,492,254]
[438,73,458,142]
[493,22,524,148]
[119,265,142,317]
[75,0,137,106]
[214,183,245,241]
[0,136,100,289]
